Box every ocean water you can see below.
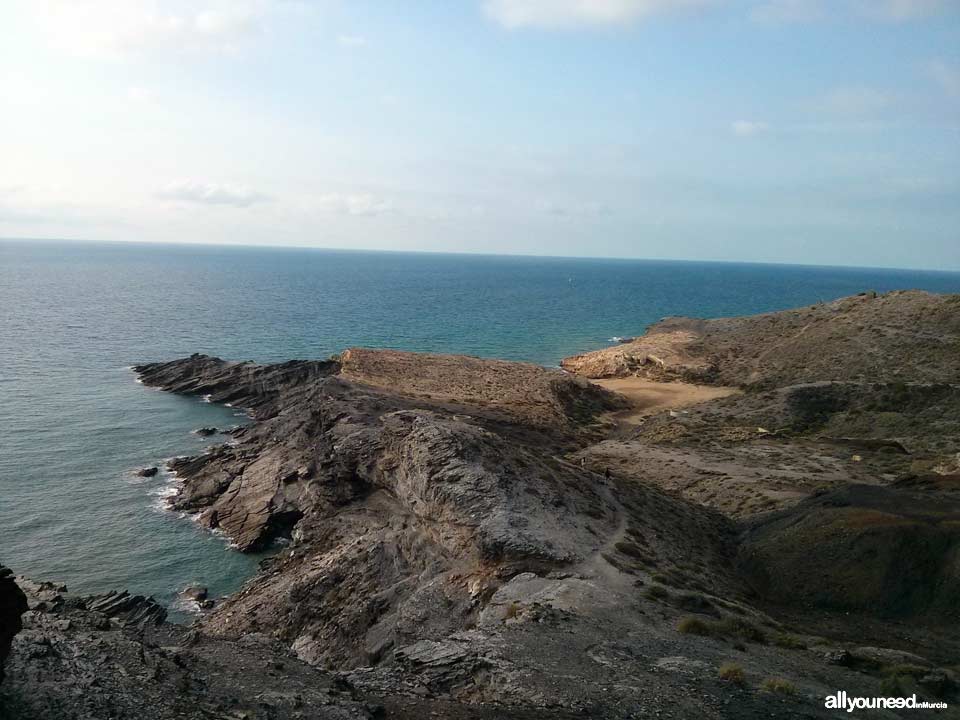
[3,239,960,616]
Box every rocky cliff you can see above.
[3,292,959,719]
[0,566,26,685]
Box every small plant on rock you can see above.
[760,677,796,695]
[677,616,711,636]
[718,662,745,686]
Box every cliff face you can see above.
[0,566,27,684]
[134,350,625,556]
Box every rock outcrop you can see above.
[0,566,27,684]
[561,290,960,388]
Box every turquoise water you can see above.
[3,239,960,615]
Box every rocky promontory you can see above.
[561,290,960,387]
[3,291,959,719]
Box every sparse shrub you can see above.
[504,602,521,620]
[773,634,807,650]
[677,616,711,636]
[760,678,796,695]
[719,662,745,685]
[715,617,767,644]
[675,615,767,643]
[645,584,669,601]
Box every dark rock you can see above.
[918,669,955,697]
[193,427,218,437]
[137,466,159,477]
[823,649,853,666]
[84,590,167,627]
[0,565,28,684]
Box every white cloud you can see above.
[852,0,949,21]
[927,61,960,99]
[313,193,393,216]
[732,120,769,136]
[337,34,366,47]
[0,185,27,200]
[27,0,272,57]
[126,86,154,103]
[482,0,714,29]
[750,0,824,23]
[157,181,270,208]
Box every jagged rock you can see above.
[137,466,159,477]
[84,590,167,627]
[823,649,853,666]
[193,427,218,437]
[394,638,489,689]
[0,565,28,684]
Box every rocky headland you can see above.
[2,290,959,719]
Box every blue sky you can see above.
[1,0,958,270]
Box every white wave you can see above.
[170,596,203,615]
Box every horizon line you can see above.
[2,235,959,276]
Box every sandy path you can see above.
[591,377,740,426]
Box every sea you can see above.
[2,239,959,617]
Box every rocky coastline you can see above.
[2,290,959,719]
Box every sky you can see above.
[1,0,958,270]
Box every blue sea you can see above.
[2,239,959,617]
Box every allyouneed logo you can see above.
[825,691,948,712]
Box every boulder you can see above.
[137,466,159,477]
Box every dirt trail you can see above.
[591,377,739,429]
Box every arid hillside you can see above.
[562,290,960,388]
